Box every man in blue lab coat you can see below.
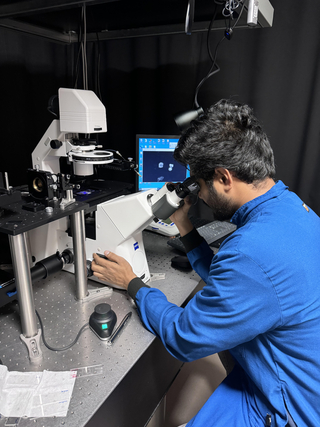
[92,100,320,427]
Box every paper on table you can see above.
[0,365,77,418]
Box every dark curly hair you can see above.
[174,99,276,184]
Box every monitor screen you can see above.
[136,135,190,191]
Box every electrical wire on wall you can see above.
[193,2,219,109]
[73,5,103,102]
[81,5,88,90]
[73,4,105,143]
[176,0,246,130]
[194,0,246,107]
[222,0,243,19]
[74,4,88,91]
[95,32,102,101]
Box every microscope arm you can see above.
[31,119,73,174]
[102,176,200,246]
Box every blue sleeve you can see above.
[186,239,215,282]
[135,248,282,362]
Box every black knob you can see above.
[61,249,74,265]
[50,139,63,149]
[89,303,117,340]
[86,260,94,277]
[94,303,112,320]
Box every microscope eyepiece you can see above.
[174,176,200,198]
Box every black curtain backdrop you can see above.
[1,0,320,215]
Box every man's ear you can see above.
[215,168,233,187]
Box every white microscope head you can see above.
[58,88,107,134]
[32,88,110,176]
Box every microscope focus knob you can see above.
[50,139,63,149]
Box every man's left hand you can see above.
[91,251,137,290]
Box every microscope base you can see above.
[79,286,113,302]
[20,329,43,363]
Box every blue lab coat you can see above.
[128,181,320,426]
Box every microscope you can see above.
[0,87,199,362]
[27,88,199,288]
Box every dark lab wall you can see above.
[1,0,320,214]
[0,29,74,187]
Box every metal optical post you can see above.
[70,210,88,300]
[8,232,43,362]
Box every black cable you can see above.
[73,21,83,89]
[80,4,88,90]
[193,0,245,108]
[36,310,89,352]
[230,0,246,30]
[95,32,102,100]
[193,4,220,108]
[206,3,219,64]
[73,5,88,90]
[194,36,224,108]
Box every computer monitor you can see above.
[136,134,190,192]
